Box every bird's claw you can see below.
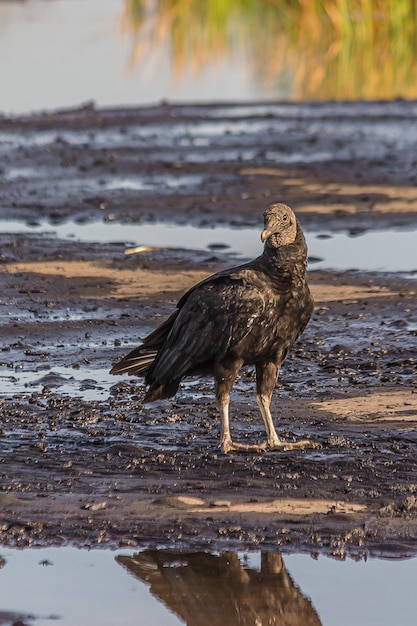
[221,440,268,454]
[220,438,320,454]
[269,438,320,451]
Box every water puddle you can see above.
[1,219,416,274]
[1,167,205,198]
[307,228,417,274]
[103,174,203,191]
[0,366,116,401]
[0,120,278,150]
[0,128,344,167]
[0,546,415,626]
[4,113,413,166]
[2,167,40,181]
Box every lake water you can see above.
[0,547,416,626]
[0,0,274,114]
[2,0,417,114]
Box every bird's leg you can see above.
[215,363,238,453]
[256,392,282,447]
[215,361,267,454]
[218,394,234,454]
[257,393,313,449]
[217,392,267,454]
[255,362,284,447]
[256,362,317,451]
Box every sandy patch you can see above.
[241,168,417,214]
[2,260,208,299]
[155,495,367,516]
[313,390,417,422]
[2,259,399,302]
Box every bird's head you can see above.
[261,203,297,248]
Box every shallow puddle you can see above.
[2,111,416,167]
[1,219,416,274]
[0,546,415,626]
[1,166,203,193]
[0,366,116,402]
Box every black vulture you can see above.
[110,203,314,453]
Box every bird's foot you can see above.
[269,438,320,451]
[221,439,268,454]
[221,438,319,454]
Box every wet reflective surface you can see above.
[0,547,416,626]
[0,218,416,274]
[2,0,417,114]
[117,550,322,626]
[0,365,116,401]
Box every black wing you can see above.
[145,269,273,386]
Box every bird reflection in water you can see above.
[117,550,322,626]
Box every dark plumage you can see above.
[110,203,314,453]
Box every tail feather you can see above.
[143,379,181,402]
[110,310,179,378]
[110,348,157,377]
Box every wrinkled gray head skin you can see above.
[261,203,297,248]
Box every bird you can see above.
[110,203,315,454]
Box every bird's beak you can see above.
[261,229,271,243]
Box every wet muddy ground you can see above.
[0,101,416,558]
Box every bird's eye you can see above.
[282,214,288,221]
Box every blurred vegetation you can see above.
[121,0,417,100]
